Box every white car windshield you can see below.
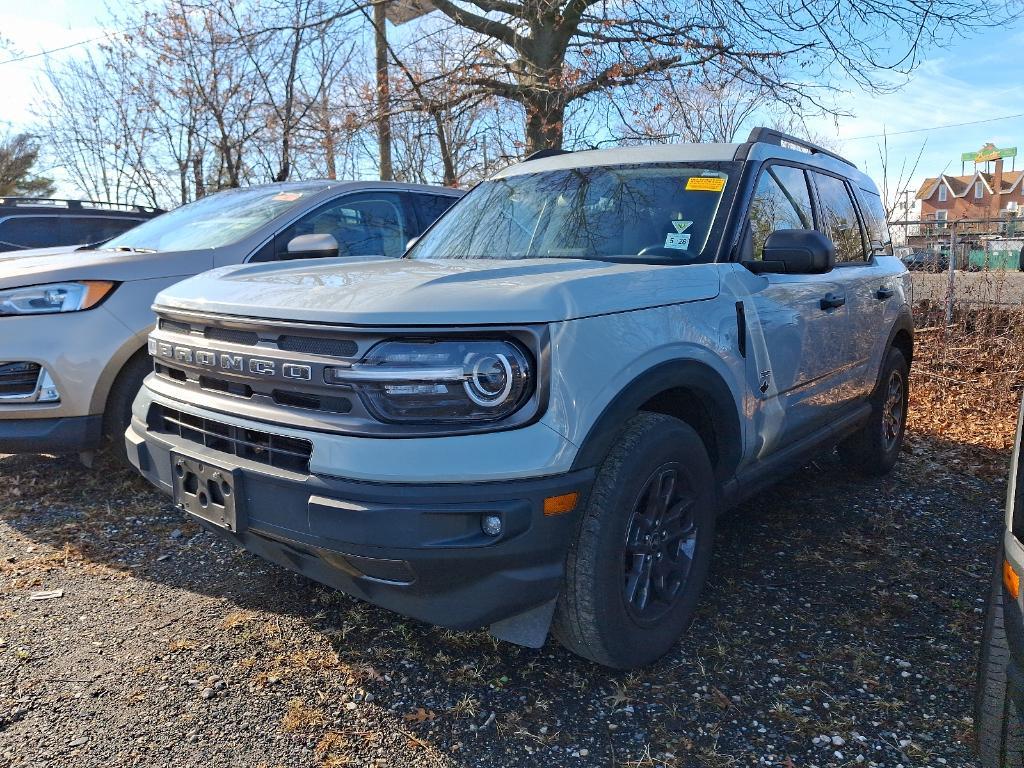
[408,162,737,263]
[103,184,326,252]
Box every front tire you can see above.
[976,547,1024,767]
[553,413,717,669]
[838,346,909,476]
[102,352,152,466]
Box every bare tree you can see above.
[35,47,163,205]
[422,0,1009,153]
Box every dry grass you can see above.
[908,294,1024,472]
[282,698,329,732]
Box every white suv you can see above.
[127,129,913,669]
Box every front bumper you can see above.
[0,307,139,437]
[0,415,103,454]
[1002,531,1024,712]
[126,412,594,636]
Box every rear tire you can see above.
[976,547,1024,767]
[102,352,151,467]
[552,413,717,669]
[838,346,909,476]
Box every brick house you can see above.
[916,159,1023,227]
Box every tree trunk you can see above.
[321,90,336,180]
[373,0,393,181]
[431,110,457,186]
[192,152,205,199]
[524,93,565,154]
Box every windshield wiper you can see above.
[112,245,158,254]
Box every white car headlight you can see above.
[0,281,116,316]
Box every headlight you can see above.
[325,339,533,423]
[0,281,117,316]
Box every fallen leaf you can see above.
[403,707,435,724]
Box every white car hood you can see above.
[0,246,216,289]
[155,257,721,325]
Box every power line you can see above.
[0,35,115,66]
[845,112,1024,141]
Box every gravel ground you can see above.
[0,434,1005,768]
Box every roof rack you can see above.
[524,148,571,162]
[746,127,855,169]
[0,197,163,213]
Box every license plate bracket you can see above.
[171,453,242,532]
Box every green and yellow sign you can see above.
[962,143,1018,163]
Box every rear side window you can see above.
[811,172,867,263]
[747,164,813,259]
[856,189,893,255]
[0,216,60,250]
[413,194,459,232]
[61,217,142,245]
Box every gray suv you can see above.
[0,181,461,459]
[128,129,912,669]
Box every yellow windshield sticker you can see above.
[272,192,302,202]
[686,177,725,192]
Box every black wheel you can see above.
[838,346,909,476]
[553,412,716,669]
[976,547,1024,767]
[102,351,152,466]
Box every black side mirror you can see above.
[285,233,339,259]
[744,229,835,275]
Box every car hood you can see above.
[154,257,721,325]
[0,247,215,289]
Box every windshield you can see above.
[103,184,326,252]
[408,162,738,263]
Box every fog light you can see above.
[37,369,60,403]
[481,514,502,536]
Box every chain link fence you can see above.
[888,217,1024,325]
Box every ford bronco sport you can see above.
[127,129,913,669]
[976,392,1024,766]
[0,181,460,460]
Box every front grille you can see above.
[150,404,312,474]
[278,335,357,358]
[271,389,353,414]
[158,318,192,335]
[205,326,260,346]
[156,315,359,358]
[0,362,41,396]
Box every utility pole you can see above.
[946,221,957,325]
[374,0,393,181]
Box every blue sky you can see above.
[2,0,1023,199]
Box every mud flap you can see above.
[489,597,557,648]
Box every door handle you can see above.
[876,286,895,300]
[820,292,846,310]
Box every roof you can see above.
[494,144,742,178]
[917,168,1024,200]
[493,139,877,192]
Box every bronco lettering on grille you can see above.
[149,336,314,383]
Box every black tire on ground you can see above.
[552,412,717,669]
[976,546,1024,767]
[838,346,909,476]
[102,351,152,466]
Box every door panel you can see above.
[744,272,853,453]
[741,162,857,452]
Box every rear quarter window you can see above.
[857,189,893,255]
[0,216,61,249]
